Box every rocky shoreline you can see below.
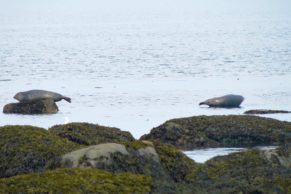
[0,115,290,193]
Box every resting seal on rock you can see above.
[14,90,71,103]
[199,94,244,108]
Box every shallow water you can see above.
[184,146,277,163]
[0,0,291,138]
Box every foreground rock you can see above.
[245,109,291,114]
[60,141,196,194]
[184,146,291,194]
[0,168,151,194]
[49,122,135,145]
[3,99,59,114]
[0,125,81,178]
[141,115,291,150]
[0,124,290,193]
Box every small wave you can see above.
[0,79,12,82]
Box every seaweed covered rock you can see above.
[153,141,199,183]
[141,115,291,150]
[0,125,81,178]
[186,147,291,194]
[61,141,176,194]
[49,122,135,145]
[0,168,152,194]
[3,99,59,114]
[245,109,291,114]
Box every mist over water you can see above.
[1,0,291,138]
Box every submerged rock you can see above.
[0,125,81,178]
[141,115,291,150]
[3,98,59,114]
[49,122,135,145]
[0,168,152,194]
[245,109,291,114]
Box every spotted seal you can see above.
[199,94,244,108]
[14,90,71,103]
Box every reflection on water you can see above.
[184,146,278,163]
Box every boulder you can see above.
[0,168,152,194]
[61,141,177,194]
[49,122,135,145]
[141,115,291,150]
[245,109,291,114]
[3,99,59,114]
[185,146,291,194]
[0,125,81,178]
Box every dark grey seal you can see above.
[14,90,71,103]
[199,94,244,108]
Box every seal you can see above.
[14,90,71,103]
[199,94,244,108]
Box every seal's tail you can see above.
[63,96,71,103]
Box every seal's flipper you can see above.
[63,97,71,103]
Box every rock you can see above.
[3,98,59,114]
[49,122,135,145]
[0,125,81,178]
[245,109,291,114]
[61,141,176,194]
[185,146,291,194]
[141,115,291,150]
[0,168,152,194]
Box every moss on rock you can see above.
[49,122,135,145]
[153,141,199,183]
[141,115,291,150]
[61,141,176,194]
[0,168,152,194]
[186,147,291,194]
[0,125,81,178]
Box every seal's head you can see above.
[14,92,25,102]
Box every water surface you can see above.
[0,0,291,138]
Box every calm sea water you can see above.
[184,146,277,163]
[1,0,291,140]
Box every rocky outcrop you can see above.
[3,99,59,114]
[185,146,291,194]
[49,122,135,145]
[245,109,291,114]
[0,123,289,194]
[0,168,152,194]
[61,141,177,194]
[141,115,291,150]
[0,125,81,178]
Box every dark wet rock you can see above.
[0,125,81,178]
[152,141,199,184]
[0,168,152,194]
[61,141,179,194]
[3,98,59,114]
[141,115,291,150]
[185,146,291,194]
[1,123,289,194]
[49,122,135,145]
[245,109,291,114]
